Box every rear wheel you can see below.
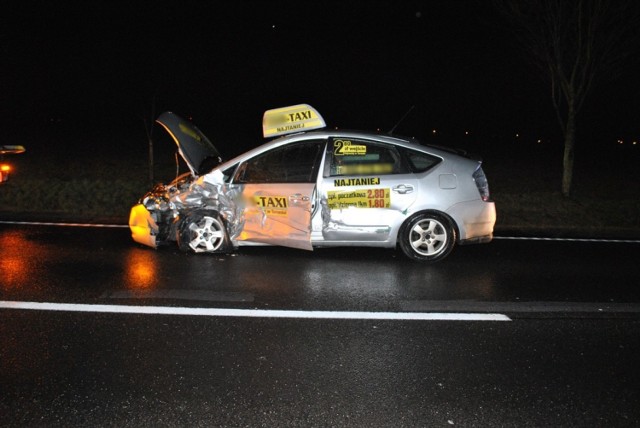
[398,212,456,262]
[177,211,230,253]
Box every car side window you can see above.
[234,140,325,183]
[328,138,408,176]
[402,148,442,173]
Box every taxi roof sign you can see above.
[262,104,325,138]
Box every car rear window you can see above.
[402,148,441,173]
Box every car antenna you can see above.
[388,105,415,135]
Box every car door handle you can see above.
[289,193,310,202]
[392,184,414,194]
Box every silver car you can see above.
[129,105,496,262]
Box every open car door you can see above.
[236,183,316,251]
[223,105,327,251]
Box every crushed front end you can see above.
[129,175,191,248]
[129,172,246,249]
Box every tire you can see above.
[398,212,456,262]
[176,211,230,253]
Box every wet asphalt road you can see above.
[1,224,639,427]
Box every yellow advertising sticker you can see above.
[334,140,367,156]
[333,177,380,187]
[326,188,390,209]
[254,195,288,216]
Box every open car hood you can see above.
[156,112,222,176]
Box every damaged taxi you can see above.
[129,104,496,262]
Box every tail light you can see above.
[0,164,10,173]
[472,165,491,201]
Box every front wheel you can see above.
[398,212,456,262]
[177,211,230,253]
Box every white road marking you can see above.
[0,301,511,321]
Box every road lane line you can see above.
[0,301,511,321]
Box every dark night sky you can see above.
[2,1,639,157]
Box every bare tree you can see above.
[494,0,639,196]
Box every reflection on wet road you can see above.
[1,224,640,311]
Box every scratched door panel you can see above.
[237,183,316,250]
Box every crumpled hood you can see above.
[156,112,222,176]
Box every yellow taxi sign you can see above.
[262,104,325,138]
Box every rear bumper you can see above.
[459,233,493,245]
[446,200,496,243]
